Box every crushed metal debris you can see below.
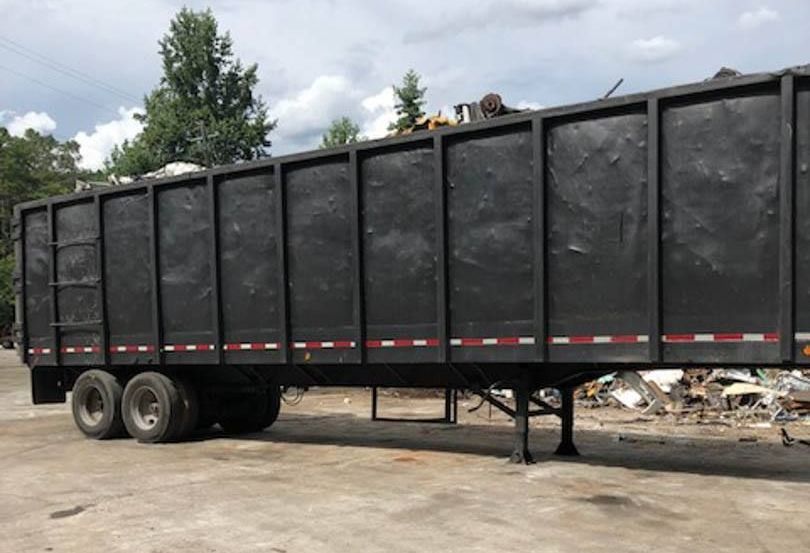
[576,368,810,426]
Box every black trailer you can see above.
[13,65,809,462]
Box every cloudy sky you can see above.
[0,0,807,170]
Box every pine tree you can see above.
[388,69,427,133]
[320,117,363,149]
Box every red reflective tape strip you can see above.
[569,336,594,344]
[663,334,695,343]
[713,333,743,342]
[609,335,643,343]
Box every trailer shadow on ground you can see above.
[188,413,810,484]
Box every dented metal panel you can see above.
[661,92,780,364]
[103,192,155,363]
[285,159,358,364]
[361,144,439,364]
[218,171,283,363]
[794,86,810,362]
[54,201,101,363]
[23,210,51,361]
[547,111,648,363]
[446,126,534,363]
[157,182,216,363]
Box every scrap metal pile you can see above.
[577,369,810,424]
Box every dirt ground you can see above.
[1,351,809,553]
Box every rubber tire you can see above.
[261,385,282,428]
[71,369,126,439]
[173,376,199,440]
[122,372,183,443]
[219,386,281,434]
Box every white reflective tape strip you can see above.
[796,332,810,341]
[450,337,536,346]
[694,334,714,342]
[547,335,649,345]
[164,345,176,352]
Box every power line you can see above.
[0,63,119,116]
[0,35,140,103]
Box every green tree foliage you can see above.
[108,8,274,175]
[388,69,427,133]
[320,117,363,149]
[0,128,82,333]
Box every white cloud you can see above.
[404,0,597,42]
[269,75,365,152]
[517,100,544,110]
[360,87,396,139]
[738,7,780,30]
[73,107,143,171]
[628,36,681,63]
[2,111,57,137]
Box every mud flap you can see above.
[31,367,66,404]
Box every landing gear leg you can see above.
[554,385,579,456]
[509,377,534,464]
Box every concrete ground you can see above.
[1,351,809,553]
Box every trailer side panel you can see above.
[446,125,535,363]
[286,159,358,363]
[158,181,217,364]
[546,111,649,362]
[362,144,439,363]
[104,192,155,363]
[661,91,781,363]
[219,170,284,364]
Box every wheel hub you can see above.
[130,387,161,431]
[78,387,105,427]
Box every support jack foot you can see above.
[509,448,535,464]
[553,441,579,457]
